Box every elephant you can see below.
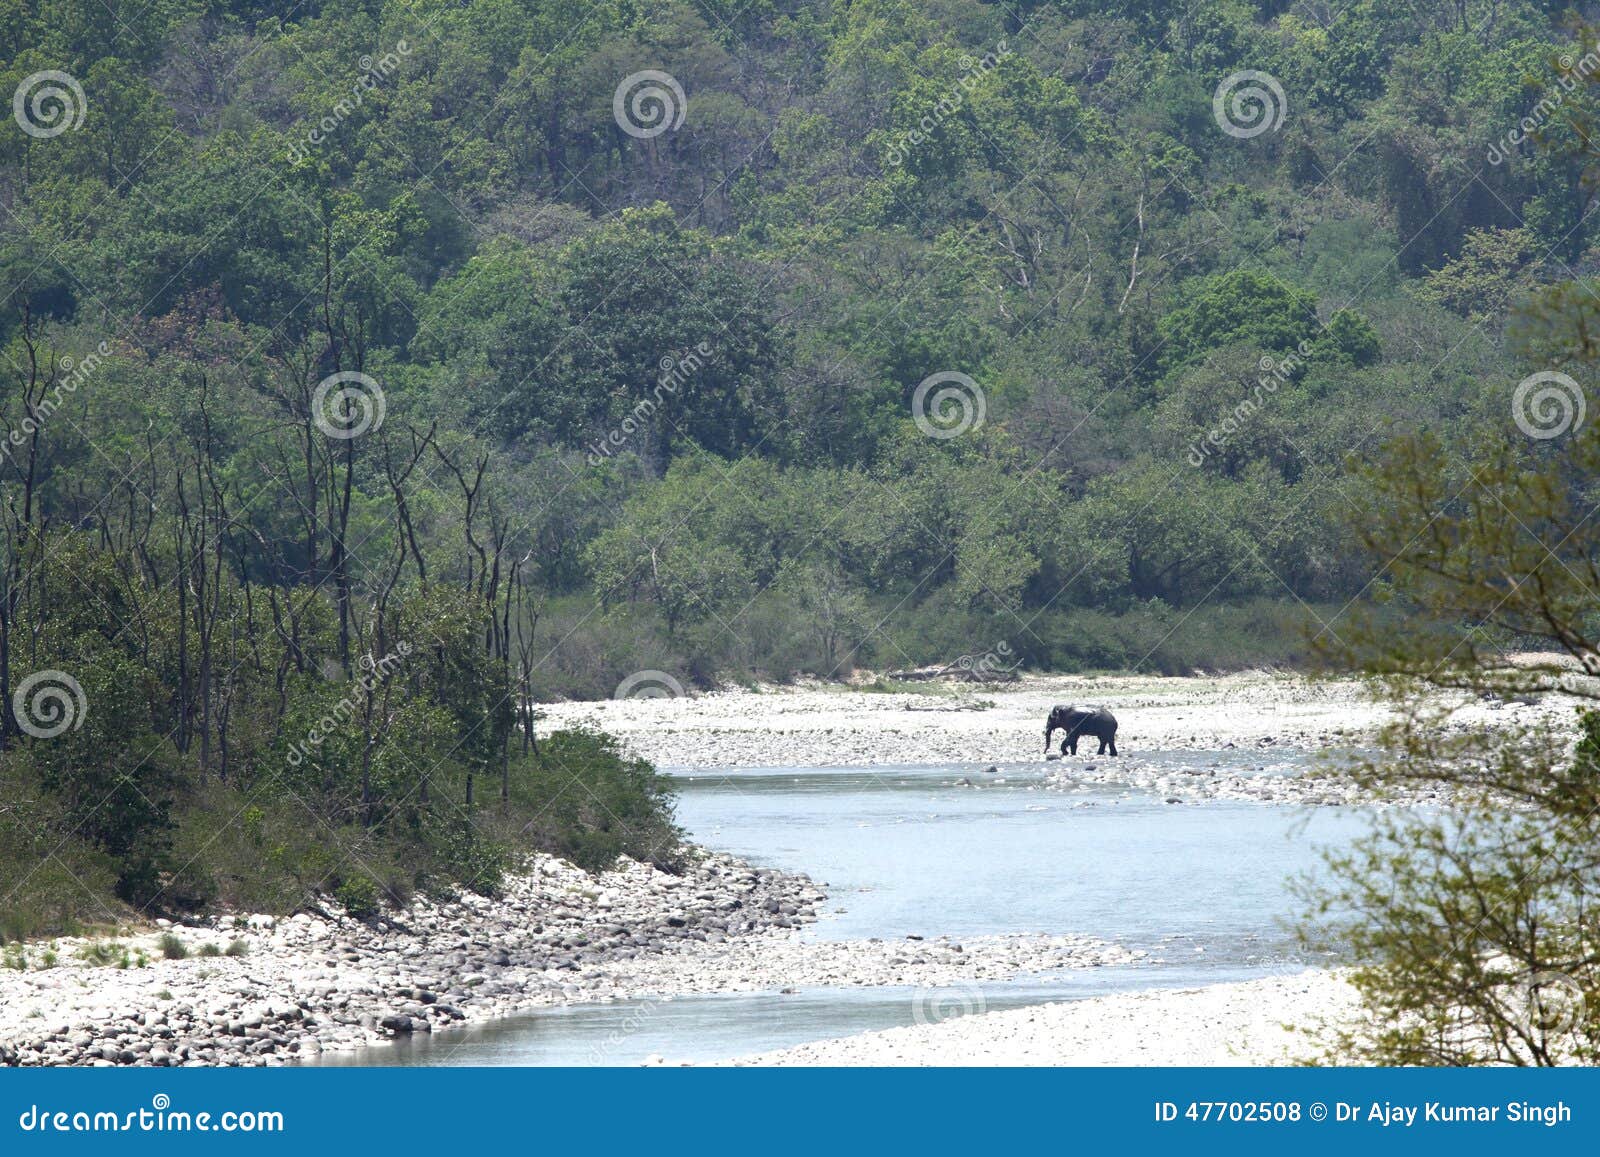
[1044,704,1118,756]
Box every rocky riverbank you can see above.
[539,672,1378,769]
[544,673,1572,809]
[1039,748,1426,807]
[723,970,1361,1066]
[0,851,814,1067]
[539,671,1566,773]
[0,850,1136,1067]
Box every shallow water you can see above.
[327,751,1367,1066]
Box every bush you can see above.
[500,729,683,873]
[334,876,380,919]
[157,932,187,960]
[75,941,122,967]
[0,765,119,943]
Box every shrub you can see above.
[224,939,249,957]
[76,941,122,967]
[157,932,187,960]
[334,876,380,919]
[503,729,683,873]
[0,765,118,943]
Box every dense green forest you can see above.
[2,0,1598,928]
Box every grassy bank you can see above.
[0,728,680,945]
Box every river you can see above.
[323,751,1367,1065]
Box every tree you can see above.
[1156,270,1321,372]
[560,204,789,463]
[1303,292,1600,1065]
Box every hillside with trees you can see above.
[2,0,1598,930]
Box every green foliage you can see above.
[0,0,1594,937]
[1415,227,1542,324]
[75,941,121,967]
[1157,270,1321,372]
[509,730,683,873]
[334,876,380,920]
[156,933,187,960]
[1304,227,1600,1063]
[1302,731,1600,1065]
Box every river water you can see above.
[327,752,1367,1065]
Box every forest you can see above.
[2,0,1598,931]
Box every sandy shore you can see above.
[726,970,1360,1066]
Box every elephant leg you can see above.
[1097,737,1108,754]
[1107,737,1118,757]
